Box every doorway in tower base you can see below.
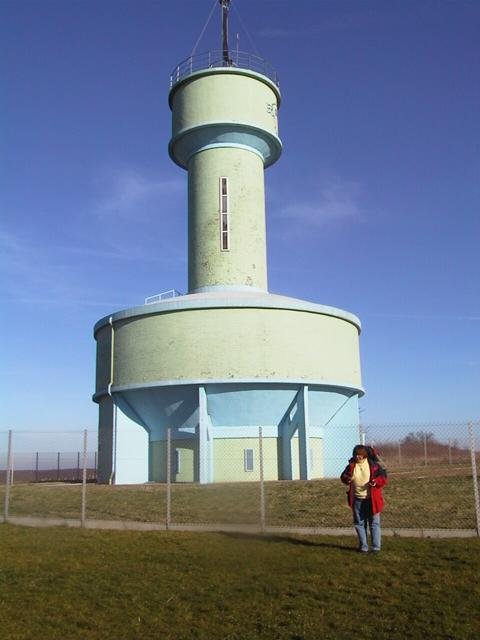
[287,436,324,481]
[149,438,199,483]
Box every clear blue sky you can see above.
[1,0,479,436]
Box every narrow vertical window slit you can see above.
[244,448,254,472]
[219,177,230,251]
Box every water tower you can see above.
[93,1,363,484]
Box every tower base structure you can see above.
[94,291,363,484]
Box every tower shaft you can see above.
[188,147,266,292]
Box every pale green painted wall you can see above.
[109,307,361,389]
[171,73,279,138]
[288,437,324,480]
[213,437,279,482]
[290,436,300,480]
[150,441,167,482]
[173,440,197,482]
[310,437,324,479]
[149,439,198,483]
[95,324,112,395]
[188,147,267,291]
[146,436,323,483]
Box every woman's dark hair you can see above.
[352,445,368,457]
[352,444,386,469]
[353,445,382,461]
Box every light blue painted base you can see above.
[106,382,360,483]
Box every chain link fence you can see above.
[1,423,479,536]
[0,430,94,525]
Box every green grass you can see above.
[1,465,478,529]
[0,525,478,640]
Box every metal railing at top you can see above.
[145,289,183,305]
[170,50,279,89]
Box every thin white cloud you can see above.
[95,168,183,219]
[0,228,24,255]
[0,163,189,308]
[0,226,131,307]
[278,179,361,228]
[53,244,161,262]
[0,228,55,292]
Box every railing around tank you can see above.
[145,289,183,305]
[170,50,279,89]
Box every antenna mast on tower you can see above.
[220,0,232,65]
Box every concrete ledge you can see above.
[384,528,478,539]
[3,516,478,538]
[85,519,167,531]
[4,516,81,528]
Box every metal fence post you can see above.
[81,429,88,527]
[468,423,480,537]
[360,427,366,446]
[35,452,39,482]
[166,427,171,530]
[259,426,266,532]
[398,441,402,466]
[423,433,428,466]
[57,451,60,481]
[4,430,12,522]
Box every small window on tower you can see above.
[219,177,230,251]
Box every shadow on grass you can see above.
[221,531,358,551]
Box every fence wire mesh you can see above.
[0,430,95,521]
[1,423,479,535]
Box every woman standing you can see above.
[340,445,388,553]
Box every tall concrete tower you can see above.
[93,2,363,484]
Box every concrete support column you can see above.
[97,396,115,483]
[281,425,293,480]
[280,385,311,481]
[281,395,297,480]
[298,385,311,480]
[198,386,213,483]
